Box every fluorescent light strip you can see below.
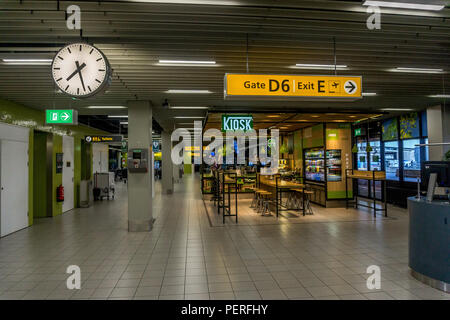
[166,89,212,94]
[174,116,205,119]
[362,92,377,96]
[169,106,209,109]
[120,122,128,125]
[295,64,347,70]
[429,94,450,98]
[362,1,444,11]
[127,0,240,5]
[159,60,215,65]
[108,115,128,118]
[2,58,52,65]
[86,106,127,109]
[379,108,415,111]
[392,67,444,74]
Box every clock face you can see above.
[51,43,111,98]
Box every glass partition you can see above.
[384,141,399,180]
[403,139,421,182]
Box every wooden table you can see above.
[345,169,387,217]
[258,174,306,217]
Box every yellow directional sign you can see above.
[224,73,362,100]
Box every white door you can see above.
[62,136,74,212]
[0,140,29,237]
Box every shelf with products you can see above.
[326,149,342,182]
[304,148,325,182]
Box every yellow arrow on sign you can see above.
[224,73,362,100]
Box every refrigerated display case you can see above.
[326,149,342,182]
[304,148,325,182]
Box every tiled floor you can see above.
[0,174,448,300]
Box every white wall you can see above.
[92,143,109,173]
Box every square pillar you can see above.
[427,105,450,161]
[162,131,174,194]
[127,100,153,232]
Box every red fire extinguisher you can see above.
[57,185,64,202]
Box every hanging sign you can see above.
[45,109,78,125]
[224,74,362,100]
[85,135,123,143]
[221,115,253,132]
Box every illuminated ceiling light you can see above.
[108,115,128,118]
[159,60,216,65]
[349,115,357,118]
[294,64,347,70]
[391,67,444,74]
[2,58,52,65]
[129,0,240,5]
[362,92,377,96]
[174,116,204,119]
[379,108,415,111]
[120,121,128,125]
[311,115,320,118]
[267,115,281,118]
[86,106,127,109]
[362,1,445,11]
[429,94,450,98]
[165,89,212,94]
[169,106,209,109]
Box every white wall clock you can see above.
[51,43,111,98]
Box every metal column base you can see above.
[410,269,449,293]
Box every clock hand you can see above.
[66,61,86,81]
[76,61,86,92]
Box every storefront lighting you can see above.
[165,89,212,94]
[391,67,444,74]
[2,58,52,65]
[362,1,444,11]
[294,64,348,70]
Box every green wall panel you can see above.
[33,131,48,219]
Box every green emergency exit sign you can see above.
[45,109,78,125]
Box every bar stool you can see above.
[249,187,259,209]
[303,190,314,215]
[260,191,273,216]
[291,188,304,210]
[286,189,297,209]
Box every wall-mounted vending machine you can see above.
[128,148,149,173]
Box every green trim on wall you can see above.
[33,131,48,219]
[327,190,353,199]
[28,130,34,226]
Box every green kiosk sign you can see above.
[221,115,253,132]
[45,109,78,125]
